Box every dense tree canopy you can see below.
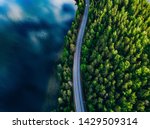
[57,0,150,112]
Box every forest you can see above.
[56,0,150,112]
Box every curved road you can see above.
[73,0,90,112]
[73,0,150,112]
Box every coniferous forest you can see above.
[57,0,150,112]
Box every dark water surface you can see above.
[0,0,76,111]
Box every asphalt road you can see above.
[73,0,90,112]
[73,0,149,112]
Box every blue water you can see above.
[0,0,76,111]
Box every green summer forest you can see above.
[56,0,150,112]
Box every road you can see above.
[73,0,90,112]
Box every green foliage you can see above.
[56,0,85,111]
[57,0,150,112]
[81,0,150,112]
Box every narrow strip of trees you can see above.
[57,0,85,111]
